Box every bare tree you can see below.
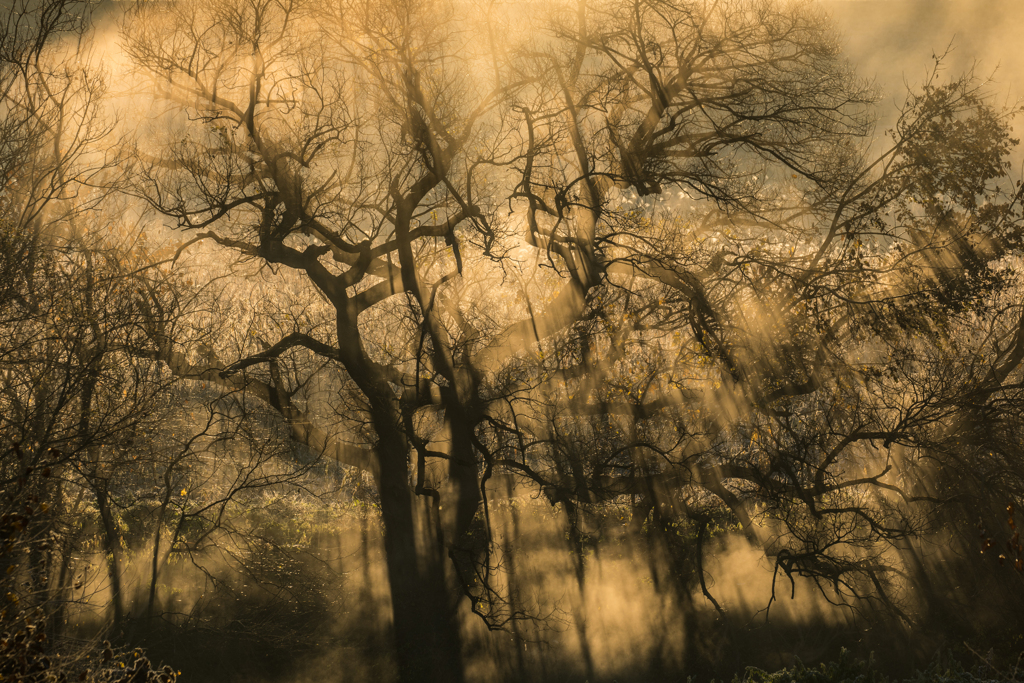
[120,0,1024,678]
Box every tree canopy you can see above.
[3,0,1024,682]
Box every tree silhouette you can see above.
[118,0,1024,679]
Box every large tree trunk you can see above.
[374,421,466,683]
[94,484,126,632]
[343,324,466,683]
[155,315,469,682]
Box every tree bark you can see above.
[339,314,466,683]
[94,483,126,632]
[373,414,465,683]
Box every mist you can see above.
[827,0,1024,101]
[2,0,1024,682]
